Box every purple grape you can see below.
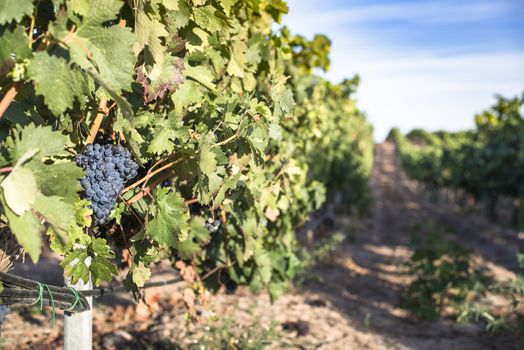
[76,144,139,226]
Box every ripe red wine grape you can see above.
[76,144,139,226]
[205,218,222,233]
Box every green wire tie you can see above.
[35,282,56,327]
[66,287,85,312]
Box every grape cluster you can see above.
[76,144,139,226]
[205,218,222,233]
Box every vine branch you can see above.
[0,82,23,119]
[0,167,13,174]
[86,97,108,144]
[126,171,172,205]
[123,158,182,194]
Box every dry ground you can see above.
[2,143,523,350]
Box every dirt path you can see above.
[2,143,522,350]
[293,143,521,349]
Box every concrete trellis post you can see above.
[64,277,93,350]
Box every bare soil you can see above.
[2,143,523,350]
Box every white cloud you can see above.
[337,51,524,141]
[282,1,524,141]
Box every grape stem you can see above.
[185,198,198,205]
[122,158,183,194]
[125,171,172,205]
[28,16,35,48]
[125,171,198,206]
[0,167,13,174]
[86,98,108,144]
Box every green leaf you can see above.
[132,262,151,287]
[33,194,75,235]
[62,249,90,284]
[185,64,216,91]
[134,10,168,65]
[226,40,247,77]
[29,162,83,204]
[178,216,211,259]
[9,124,68,163]
[146,189,189,248]
[0,0,34,25]
[171,80,203,113]
[199,134,217,175]
[246,126,268,154]
[192,5,227,33]
[218,0,239,16]
[50,0,135,92]
[1,167,38,215]
[164,0,191,30]
[255,252,272,284]
[4,205,43,263]
[162,0,181,11]
[91,255,118,286]
[27,52,90,115]
[184,27,209,53]
[148,128,177,155]
[271,85,294,118]
[86,69,134,120]
[63,237,117,286]
[268,281,287,301]
[67,0,90,16]
[86,255,112,284]
[0,26,32,67]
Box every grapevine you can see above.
[390,92,524,222]
[0,0,373,300]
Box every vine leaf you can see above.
[0,26,32,68]
[184,27,210,53]
[49,0,135,93]
[90,238,118,286]
[164,0,192,31]
[132,262,151,287]
[171,80,203,114]
[29,162,83,204]
[226,40,247,77]
[0,0,33,25]
[33,194,75,236]
[199,134,217,175]
[185,64,216,91]
[62,237,117,286]
[9,125,68,162]
[62,250,90,285]
[192,5,227,33]
[134,10,168,66]
[147,125,177,155]
[178,216,211,259]
[0,166,38,215]
[218,0,239,16]
[0,125,78,263]
[146,189,189,248]
[136,56,185,103]
[26,52,90,115]
[4,208,43,263]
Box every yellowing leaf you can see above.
[1,167,38,215]
[3,204,44,263]
[132,262,152,287]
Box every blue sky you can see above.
[282,0,524,140]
